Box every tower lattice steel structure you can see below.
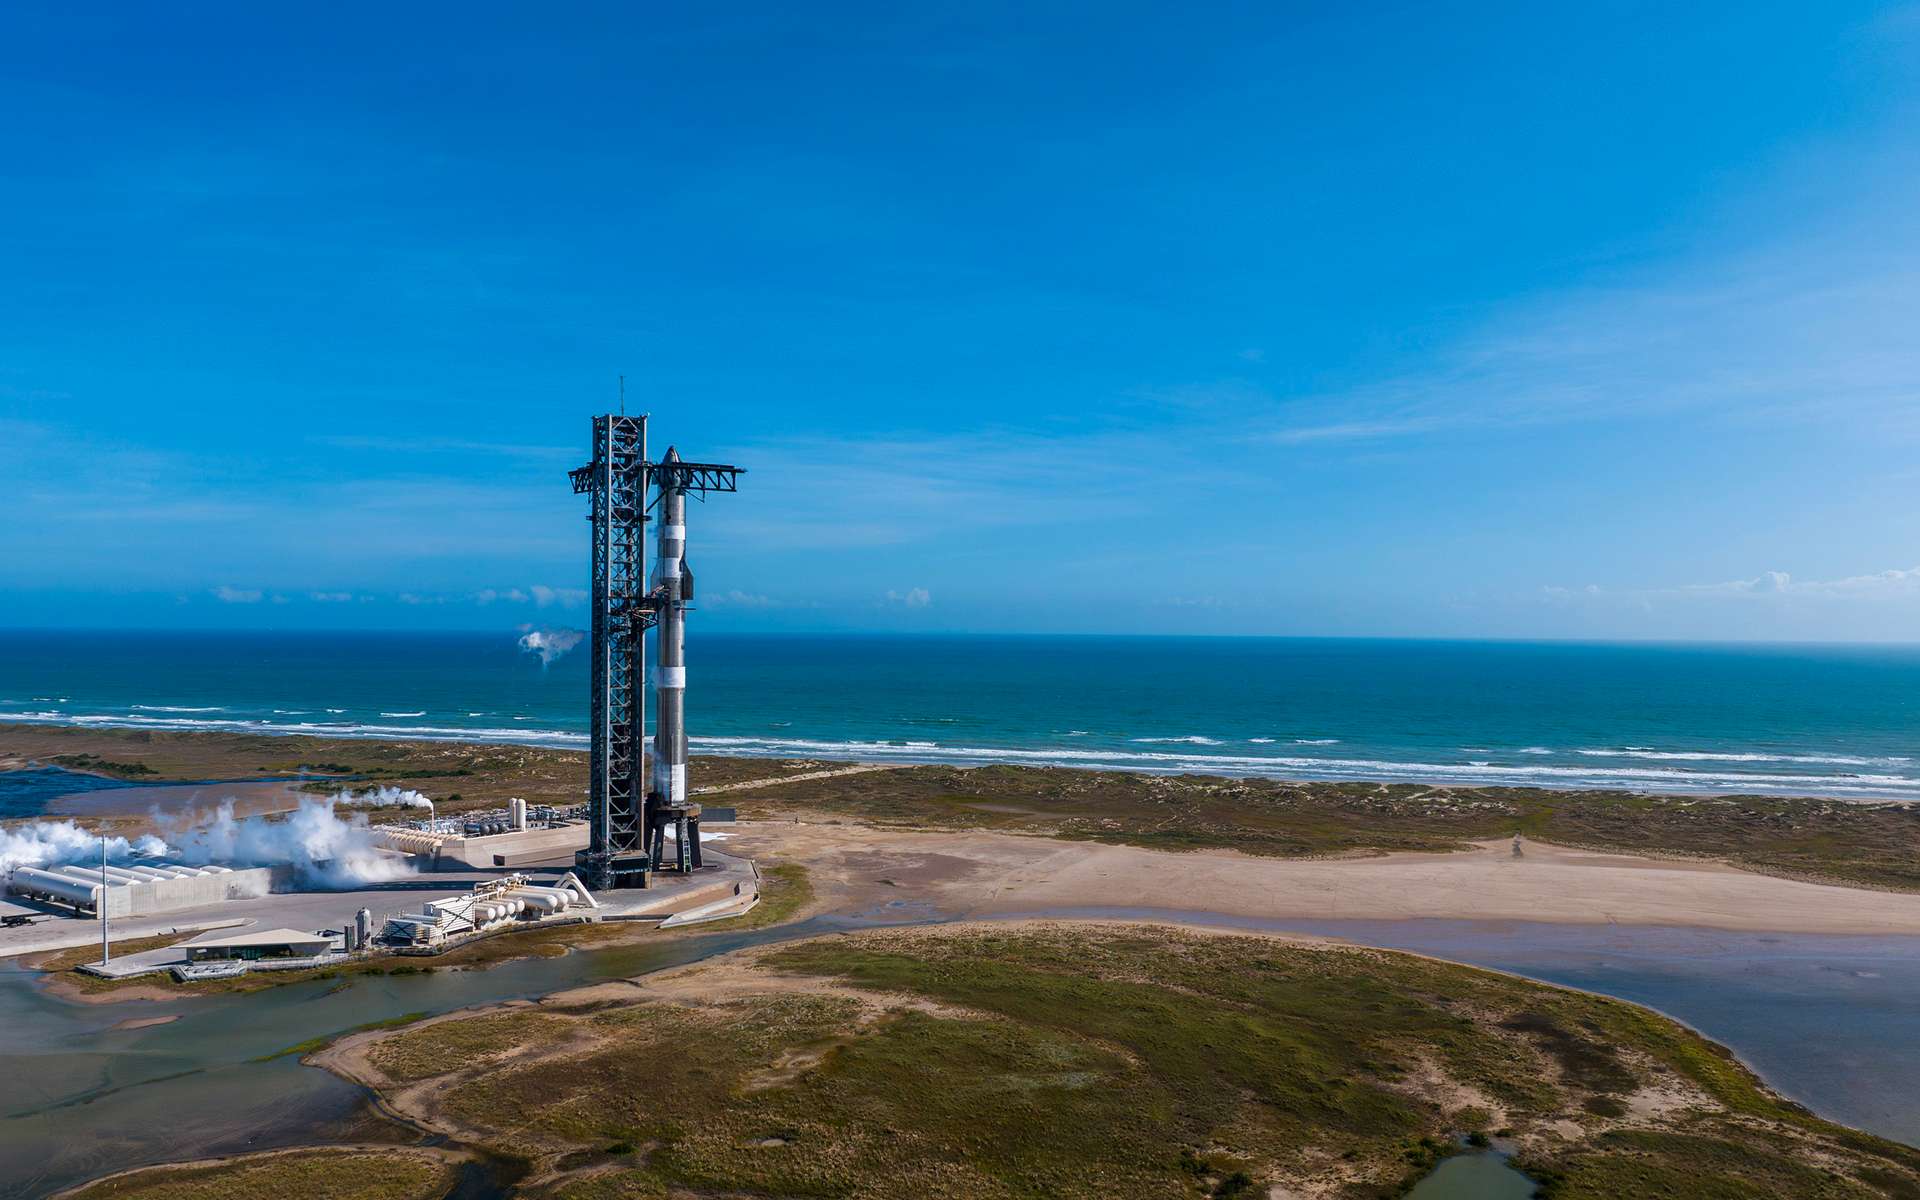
[570,414,743,889]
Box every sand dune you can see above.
[732,821,1920,935]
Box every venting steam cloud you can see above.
[0,821,168,873]
[0,786,437,890]
[165,794,419,888]
[519,625,584,666]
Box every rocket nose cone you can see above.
[663,446,681,461]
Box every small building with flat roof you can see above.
[180,926,335,962]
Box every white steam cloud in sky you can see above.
[518,625,584,666]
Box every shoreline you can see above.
[5,715,1917,804]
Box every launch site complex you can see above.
[0,413,759,980]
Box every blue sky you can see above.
[2,2,1917,640]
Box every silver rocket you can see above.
[652,447,689,815]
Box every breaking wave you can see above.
[1131,736,1225,745]
[688,735,1920,800]
[4,710,1916,802]
[1576,747,1910,767]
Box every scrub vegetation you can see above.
[57,1148,456,1200]
[0,724,784,812]
[326,924,1920,1199]
[724,762,1920,891]
[8,724,1918,889]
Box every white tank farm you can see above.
[380,871,598,947]
[6,860,270,917]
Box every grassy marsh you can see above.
[333,923,1920,1199]
[57,1148,457,1200]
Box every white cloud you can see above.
[517,626,585,666]
[883,587,932,609]
[212,585,262,603]
[1682,570,1795,596]
[1548,565,1920,603]
[309,591,355,603]
[475,587,531,605]
[530,584,587,608]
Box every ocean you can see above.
[1,631,1917,800]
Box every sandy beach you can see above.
[729,819,1920,935]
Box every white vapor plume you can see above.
[334,785,434,810]
[0,820,169,873]
[518,626,584,667]
[166,795,417,888]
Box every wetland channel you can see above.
[5,909,1918,1196]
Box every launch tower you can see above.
[569,414,742,889]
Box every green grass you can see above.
[728,763,1920,891]
[347,924,1920,1199]
[254,1011,429,1061]
[1528,1128,1920,1200]
[49,753,158,777]
[730,860,815,928]
[0,723,801,815]
[59,1149,454,1200]
[367,1010,574,1081]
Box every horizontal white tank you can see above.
[508,887,569,913]
[143,865,204,878]
[11,866,102,907]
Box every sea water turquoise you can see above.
[2,630,1917,801]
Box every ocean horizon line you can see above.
[6,627,1920,651]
